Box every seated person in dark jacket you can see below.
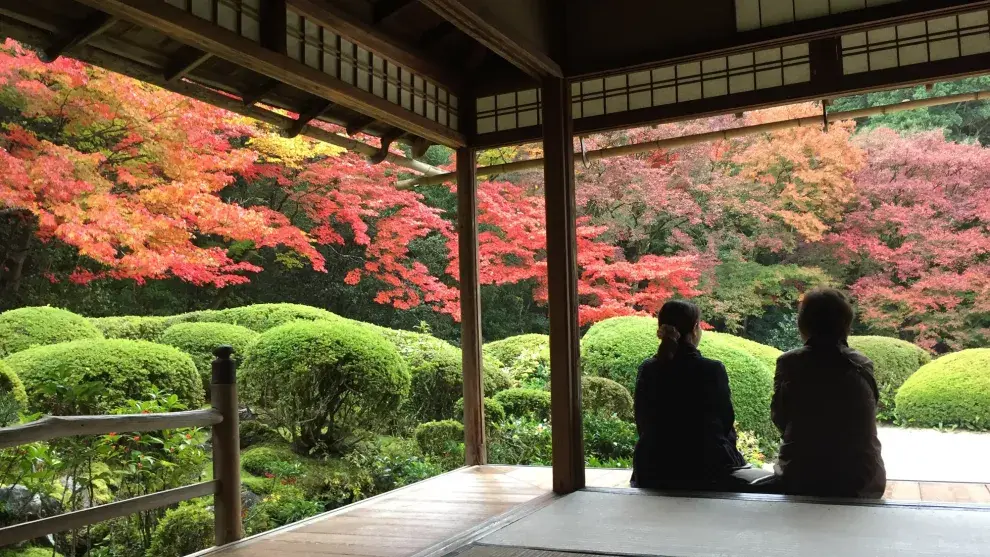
[631,300,756,491]
[755,288,886,498]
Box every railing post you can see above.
[211,345,243,545]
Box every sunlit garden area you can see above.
[2,32,990,557]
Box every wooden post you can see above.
[458,146,487,466]
[542,75,585,494]
[211,346,243,545]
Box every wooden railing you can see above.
[0,346,242,549]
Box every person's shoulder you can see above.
[841,345,875,371]
[777,344,812,365]
[695,353,727,374]
[638,356,662,372]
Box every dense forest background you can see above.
[2,39,989,352]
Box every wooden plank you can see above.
[458,145,486,466]
[0,409,222,449]
[542,75,584,495]
[164,45,213,82]
[0,481,218,548]
[373,0,419,23]
[72,0,465,147]
[45,11,117,61]
[420,0,561,78]
[286,0,459,90]
[885,481,922,502]
[920,482,990,504]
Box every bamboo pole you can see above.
[396,89,990,188]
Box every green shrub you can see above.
[0,549,65,557]
[240,320,410,453]
[484,334,550,387]
[241,444,305,478]
[148,504,214,557]
[455,397,507,426]
[736,424,766,467]
[366,437,443,491]
[848,335,931,421]
[0,307,103,357]
[493,388,551,421]
[7,339,202,414]
[89,315,187,342]
[240,420,282,449]
[206,303,343,332]
[580,317,775,445]
[159,322,259,396]
[583,414,636,462]
[895,349,990,430]
[581,376,633,420]
[715,334,782,371]
[0,359,27,410]
[487,418,552,465]
[244,485,323,536]
[414,420,464,456]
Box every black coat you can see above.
[772,338,886,498]
[632,343,746,489]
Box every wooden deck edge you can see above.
[188,465,478,556]
[412,491,560,557]
[582,486,990,512]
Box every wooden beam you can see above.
[163,46,213,82]
[259,0,288,54]
[0,410,222,450]
[421,0,562,78]
[418,21,459,50]
[369,128,405,164]
[72,0,465,147]
[346,114,377,135]
[457,146,485,466]
[44,11,117,61]
[285,0,461,90]
[287,98,334,138]
[374,0,419,23]
[410,136,432,158]
[542,76,583,495]
[241,79,279,106]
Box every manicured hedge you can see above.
[580,316,775,443]
[0,360,27,410]
[484,334,550,385]
[714,333,782,371]
[204,303,343,332]
[414,420,464,456]
[159,322,259,396]
[581,376,633,420]
[240,320,410,453]
[148,504,214,557]
[493,388,551,421]
[848,335,931,419]
[455,397,507,426]
[895,349,990,430]
[6,339,203,414]
[89,315,194,342]
[0,307,103,357]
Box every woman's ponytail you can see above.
[656,300,701,361]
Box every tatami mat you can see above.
[478,490,990,556]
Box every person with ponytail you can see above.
[631,300,759,491]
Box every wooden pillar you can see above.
[458,146,486,466]
[542,76,585,493]
[211,346,243,545]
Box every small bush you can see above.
[895,349,990,430]
[0,360,27,411]
[581,376,633,420]
[736,424,766,467]
[0,306,103,357]
[583,415,636,462]
[241,444,305,478]
[366,436,444,491]
[493,388,551,421]
[148,504,214,557]
[484,334,550,387]
[455,397,507,426]
[848,335,931,420]
[159,322,259,396]
[414,420,464,456]
[244,485,323,536]
[89,315,192,342]
[487,418,552,465]
[715,334,782,372]
[7,339,202,414]
[206,303,343,332]
[240,320,410,454]
[240,420,282,449]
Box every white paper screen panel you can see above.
[841,9,990,74]
[736,0,903,32]
[165,0,263,42]
[475,90,543,135]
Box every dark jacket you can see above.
[632,343,746,490]
[772,338,886,498]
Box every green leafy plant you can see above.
[484,334,550,388]
[159,322,259,397]
[895,349,990,430]
[848,335,931,421]
[583,415,636,462]
[581,376,633,421]
[244,485,323,536]
[0,360,27,416]
[487,418,552,465]
[492,389,551,421]
[0,306,103,357]
[414,420,464,466]
[147,504,214,557]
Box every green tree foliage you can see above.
[6,339,202,414]
[239,320,410,454]
[0,306,103,357]
[159,322,259,397]
[848,335,931,421]
[895,349,990,430]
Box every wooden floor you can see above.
[203,466,990,557]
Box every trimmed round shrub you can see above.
[89,315,176,342]
[6,339,202,414]
[848,335,931,420]
[580,316,774,443]
[240,320,410,453]
[493,388,551,421]
[715,334,782,371]
[0,360,27,411]
[160,322,259,396]
[0,307,103,357]
[206,303,343,332]
[415,420,464,456]
[581,376,633,420]
[455,396,508,426]
[895,349,990,430]
[148,504,214,557]
[484,334,550,386]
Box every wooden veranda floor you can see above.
[202,466,990,557]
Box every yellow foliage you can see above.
[247,132,345,168]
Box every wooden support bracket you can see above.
[287,98,334,138]
[346,114,377,136]
[44,11,117,61]
[241,79,279,106]
[164,46,213,82]
[370,129,404,164]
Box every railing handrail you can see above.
[0,409,223,450]
[0,481,220,548]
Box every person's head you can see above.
[797,288,854,342]
[656,300,702,361]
